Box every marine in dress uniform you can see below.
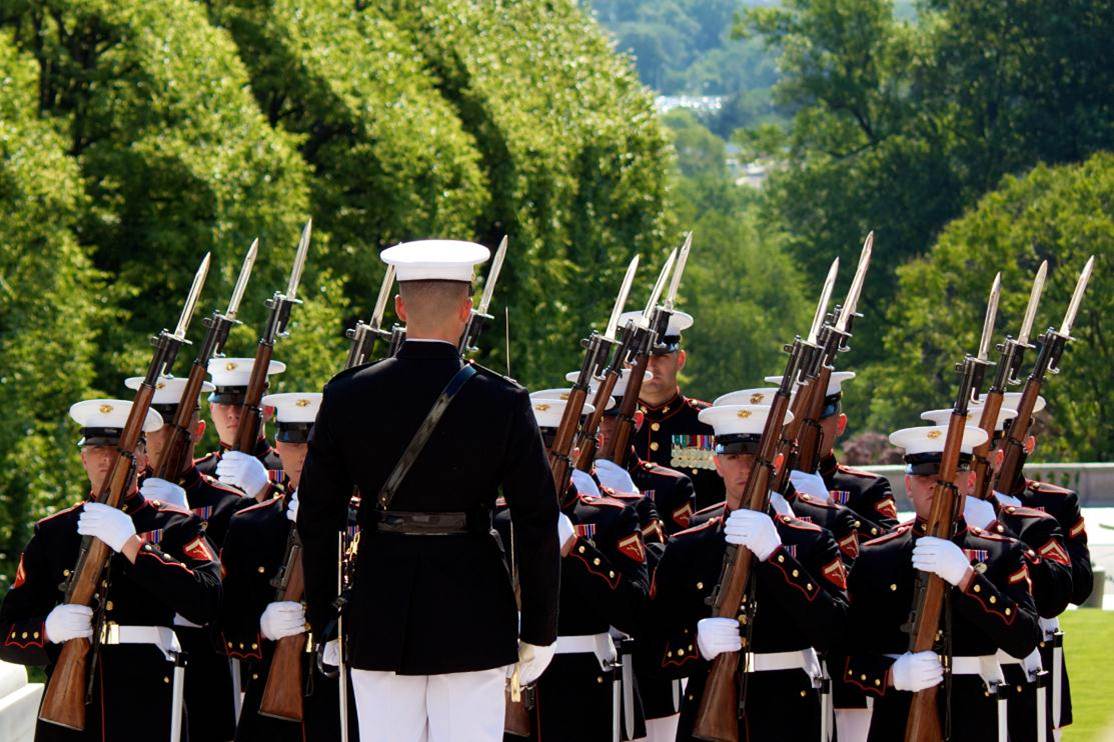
[620,310,725,510]
[494,396,650,741]
[296,241,560,742]
[838,424,1041,742]
[647,404,850,741]
[128,375,260,742]
[195,358,285,492]
[0,399,222,742]
[762,372,900,539]
[220,392,355,741]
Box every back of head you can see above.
[399,280,470,334]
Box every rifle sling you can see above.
[376,363,477,511]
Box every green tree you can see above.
[0,32,101,585]
[863,154,1112,461]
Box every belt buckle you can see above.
[100,621,120,646]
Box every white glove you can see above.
[963,496,997,530]
[514,641,556,685]
[216,451,270,498]
[260,601,306,641]
[912,536,972,587]
[286,490,299,523]
[891,650,944,692]
[570,469,601,498]
[697,617,742,660]
[322,638,340,667]
[723,509,781,562]
[557,513,576,551]
[593,459,639,493]
[77,503,137,553]
[789,469,830,500]
[140,477,188,509]
[44,604,94,643]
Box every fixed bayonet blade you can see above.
[978,273,1001,361]
[605,255,640,340]
[1016,260,1047,345]
[663,231,693,309]
[807,257,840,344]
[477,235,508,315]
[285,218,312,300]
[174,252,211,338]
[835,231,873,333]
[642,248,677,323]
[369,264,396,331]
[1059,255,1095,336]
[226,238,258,318]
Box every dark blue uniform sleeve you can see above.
[0,528,53,666]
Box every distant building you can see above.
[654,95,724,115]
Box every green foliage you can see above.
[0,32,100,585]
[865,154,1112,460]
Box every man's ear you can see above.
[992,449,1004,468]
[712,453,723,477]
[1024,435,1036,455]
[963,471,976,489]
[836,413,848,436]
[394,294,407,323]
[676,349,687,372]
[193,420,206,442]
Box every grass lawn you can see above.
[1061,609,1114,741]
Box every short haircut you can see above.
[398,280,470,323]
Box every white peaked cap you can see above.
[713,387,780,407]
[564,369,650,398]
[207,358,286,388]
[1000,392,1046,414]
[261,393,322,424]
[698,404,794,437]
[921,405,1019,431]
[617,309,694,336]
[125,375,214,405]
[528,394,597,428]
[532,388,614,411]
[888,425,988,456]
[764,371,856,397]
[69,399,163,434]
[380,240,489,282]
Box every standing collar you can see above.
[396,339,462,360]
[641,388,683,414]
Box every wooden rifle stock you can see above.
[548,386,588,492]
[970,390,1005,501]
[795,365,832,474]
[234,343,274,453]
[599,350,649,464]
[39,383,155,730]
[692,391,789,742]
[995,379,1042,497]
[155,364,209,480]
[903,412,967,742]
[259,529,306,721]
[574,369,621,471]
[768,371,819,495]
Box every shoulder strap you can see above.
[377,363,478,510]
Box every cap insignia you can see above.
[99,404,113,414]
[225,361,238,371]
[534,403,551,412]
[295,398,310,407]
[926,430,942,440]
[736,409,752,419]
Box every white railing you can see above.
[0,661,42,742]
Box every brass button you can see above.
[791,569,799,577]
[777,555,785,563]
[800,690,807,697]
[33,631,39,639]
[63,569,71,577]
[227,641,233,648]
[663,406,670,413]
[678,648,685,656]
[973,584,981,593]
[691,469,698,475]
[252,673,259,680]
[1005,608,1011,616]
[860,674,867,681]
[164,676,170,684]
[21,632,27,639]
[608,571,615,578]
[578,545,586,554]
[806,583,813,591]
[650,442,660,452]
[597,676,604,684]
[853,521,861,528]
[696,581,704,590]
[874,679,881,687]
[257,566,266,574]
[1016,685,1023,693]
[593,558,602,566]
[989,596,997,604]
[889,583,898,592]
[651,423,661,432]
[251,643,258,650]
[847,670,853,677]
[105,601,114,611]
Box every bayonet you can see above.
[641,248,677,324]
[1016,260,1048,345]
[369,265,396,331]
[978,273,1001,361]
[285,219,312,301]
[604,255,640,340]
[1059,255,1095,337]
[835,232,873,333]
[807,258,839,344]
[476,235,508,316]
[663,232,693,309]
[226,239,259,319]
[174,253,211,339]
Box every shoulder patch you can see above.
[468,361,523,389]
[863,523,912,547]
[693,501,725,517]
[36,502,83,527]
[580,494,627,509]
[968,527,1012,543]
[1002,505,1055,521]
[673,517,721,537]
[797,493,838,510]
[1027,480,1073,496]
[836,464,879,479]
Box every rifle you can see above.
[156,241,258,481]
[459,235,508,355]
[795,233,874,473]
[903,277,1000,741]
[691,309,816,742]
[344,264,395,369]
[597,247,680,464]
[994,256,1095,497]
[573,255,640,470]
[968,264,1044,500]
[39,255,210,731]
[233,220,312,454]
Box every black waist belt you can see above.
[374,510,490,536]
